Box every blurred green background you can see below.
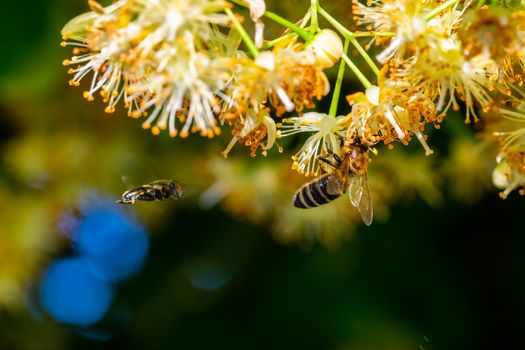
[1,0,525,349]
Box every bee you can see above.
[117,180,183,204]
[292,140,374,226]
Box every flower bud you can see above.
[492,157,511,189]
[306,29,344,68]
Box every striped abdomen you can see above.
[138,180,182,201]
[293,174,342,209]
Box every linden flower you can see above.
[217,52,294,119]
[216,43,331,156]
[269,45,331,116]
[391,36,495,124]
[388,7,496,124]
[492,98,525,198]
[254,52,295,113]
[61,1,141,113]
[215,55,284,156]
[492,152,525,199]
[495,106,525,152]
[459,8,525,62]
[127,0,231,60]
[346,83,435,155]
[61,0,231,132]
[457,9,525,89]
[279,112,347,176]
[352,0,433,63]
[221,107,277,157]
[224,45,330,119]
[129,35,222,138]
[440,55,495,124]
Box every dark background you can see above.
[0,1,524,349]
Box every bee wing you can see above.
[348,174,364,207]
[356,174,373,226]
[348,173,373,226]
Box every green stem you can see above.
[342,53,372,89]
[423,0,459,21]
[260,10,312,50]
[299,9,311,29]
[353,31,396,38]
[229,0,311,41]
[310,0,319,32]
[329,39,350,117]
[264,10,311,41]
[260,35,290,50]
[318,7,379,77]
[225,8,259,57]
[475,0,485,8]
[350,37,380,76]
[318,6,353,38]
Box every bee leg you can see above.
[332,153,342,165]
[323,147,343,166]
[319,157,338,169]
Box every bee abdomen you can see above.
[293,175,341,209]
[136,186,161,201]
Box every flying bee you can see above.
[117,180,183,204]
[292,140,374,226]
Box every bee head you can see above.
[117,190,136,204]
[173,181,184,198]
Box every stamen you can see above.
[275,87,295,112]
[384,107,406,139]
[221,137,239,158]
[376,36,403,64]
[414,129,434,156]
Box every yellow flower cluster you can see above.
[351,0,525,198]
[61,0,525,215]
[62,0,332,156]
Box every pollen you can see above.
[83,92,94,101]
[151,126,161,135]
[130,111,142,119]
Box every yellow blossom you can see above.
[279,112,347,176]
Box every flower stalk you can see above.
[310,0,319,32]
[329,39,350,117]
[423,0,460,21]
[225,7,259,57]
[342,53,372,89]
[318,6,379,77]
[229,0,311,41]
